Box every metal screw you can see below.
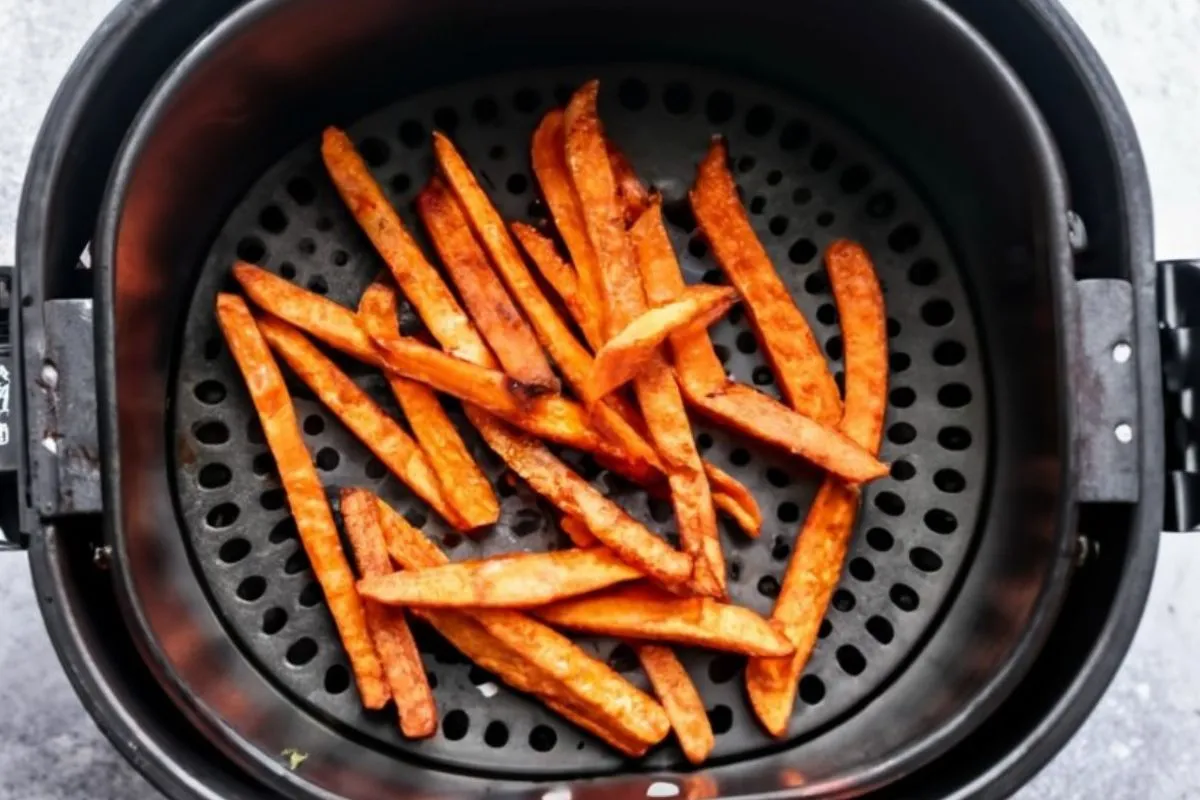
[92,544,112,570]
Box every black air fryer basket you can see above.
[6,0,1193,798]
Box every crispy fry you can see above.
[531,110,606,349]
[559,515,599,548]
[472,416,693,589]
[587,285,738,401]
[608,143,653,227]
[746,240,888,737]
[358,549,642,608]
[256,315,468,529]
[635,644,714,765]
[358,282,499,530]
[216,295,387,709]
[375,499,670,751]
[510,223,592,340]
[566,81,726,596]
[417,178,559,394]
[538,584,794,656]
[321,127,484,365]
[704,461,762,537]
[630,202,887,484]
[691,139,841,424]
[340,489,436,737]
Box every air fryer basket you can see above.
[89,0,1108,796]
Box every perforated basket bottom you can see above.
[172,64,989,776]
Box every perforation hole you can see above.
[910,547,943,572]
[924,509,958,535]
[286,177,316,205]
[298,238,316,256]
[799,675,825,705]
[529,725,557,752]
[745,104,775,136]
[619,78,650,111]
[810,142,837,171]
[262,607,287,635]
[888,223,921,253]
[246,418,265,444]
[513,87,541,113]
[303,415,325,436]
[399,119,426,147]
[818,619,832,639]
[769,216,789,236]
[780,120,811,151]
[690,238,710,259]
[938,426,972,451]
[938,383,972,408]
[279,262,296,279]
[316,448,340,471]
[284,550,309,575]
[889,387,915,408]
[777,502,800,523]
[607,644,639,673]
[874,492,905,517]
[513,508,543,537]
[708,705,733,734]
[889,352,912,373]
[199,464,232,489]
[358,137,390,167]
[766,468,790,488]
[260,488,286,511]
[866,616,894,645]
[747,192,764,211]
[792,187,813,205]
[193,420,229,444]
[730,448,751,467]
[663,199,697,233]
[708,654,741,684]
[433,106,459,133]
[817,212,836,227]
[299,581,322,607]
[887,423,916,445]
[218,538,250,564]
[705,90,734,123]
[331,250,349,267]
[908,258,939,286]
[866,527,894,552]
[757,575,780,598]
[890,460,915,481]
[890,583,920,612]
[839,164,872,194]
[237,575,266,602]
[365,458,386,480]
[767,169,783,186]
[831,589,855,612]
[803,270,827,294]
[934,340,966,366]
[663,82,693,114]
[934,469,966,493]
[648,497,673,524]
[307,276,328,295]
[286,637,318,666]
[825,335,843,361]
[269,517,298,544]
[752,366,774,386]
[865,190,896,219]
[194,381,226,405]
[736,331,758,354]
[849,558,875,581]
[836,645,866,676]
[324,664,350,694]
[696,432,714,452]
[206,503,240,528]
[485,721,510,748]
[390,173,412,194]
[507,174,528,195]
[259,205,288,234]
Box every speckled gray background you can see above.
[1,1,1197,798]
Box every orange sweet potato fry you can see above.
[216,294,387,709]
[559,515,599,548]
[358,548,643,608]
[691,138,842,425]
[375,499,670,751]
[608,142,653,227]
[510,222,592,341]
[531,110,607,349]
[321,127,486,366]
[357,282,498,530]
[635,644,714,765]
[746,240,888,737]
[340,488,436,737]
[704,461,762,537]
[537,584,794,657]
[630,201,887,484]
[587,285,738,401]
[566,80,726,597]
[417,178,559,394]
[256,315,469,529]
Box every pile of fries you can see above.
[216,79,888,761]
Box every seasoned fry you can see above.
[531,110,607,349]
[636,644,714,765]
[566,81,725,596]
[691,138,842,425]
[375,499,670,751]
[358,548,643,608]
[358,282,498,530]
[340,488,436,737]
[587,285,738,401]
[321,127,484,366]
[704,461,762,537]
[746,240,889,737]
[559,515,599,548]
[630,202,887,483]
[537,584,795,657]
[256,315,468,529]
[510,222,592,339]
[608,142,653,227]
[417,178,559,394]
[216,294,387,709]
[472,417,693,589]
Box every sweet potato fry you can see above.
[559,515,599,548]
[691,138,842,425]
[704,461,762,537]
[630,202,887,484]
[636,644,714,765]
[538,584,794,656]
[357,282,498,530]
[587,285,738,401]
[510,222,592,341]
[472,416,693,589]
[417,178,559,394]
[358,548,643,608]
[566,81,726,596]
[608,142,653,227]
[531,110,606,349]
[375,499,670,751]
[256,315,468,529]
[746,240,889,737]
[216,294,387,709]
[321,127,487,366]
[340,489,436,737]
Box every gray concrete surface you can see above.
[0,1,1198,798]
